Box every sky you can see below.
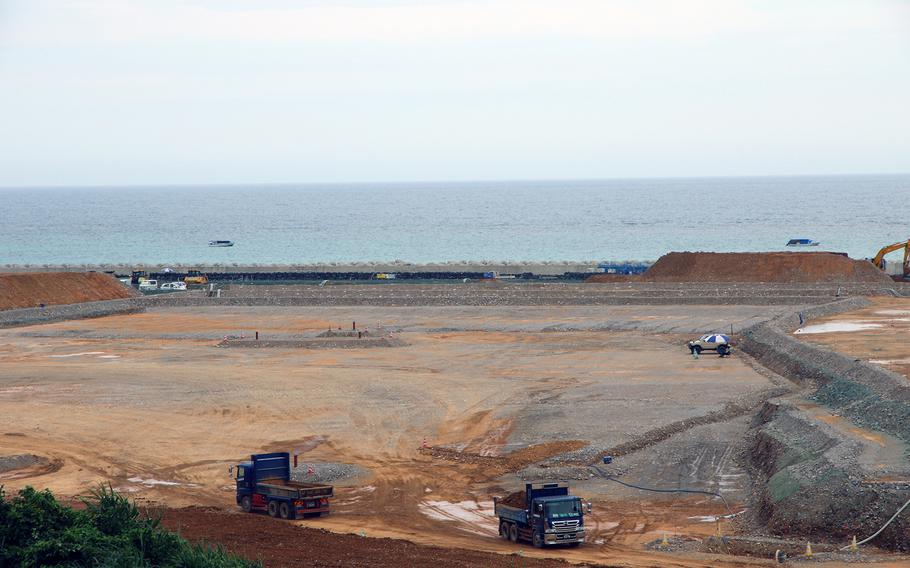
[0,0,908,186]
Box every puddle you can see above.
[794,322,883,334]
[48,352,106,358]
[126,476,196,487]
[870,358,910,365]
[418,500,498,536]
[0,386,34,395]
[688,509,746,522]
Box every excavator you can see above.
[871,239,910,279]
[183,269,209,287]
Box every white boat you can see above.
[786,238,820,247]
[209,240,234,247]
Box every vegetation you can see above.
[0,485,261,568]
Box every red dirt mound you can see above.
[160,507,600,568]
[592,252,891,284]
[0,272,135,311]
[498,490,526,508]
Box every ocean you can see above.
[1,175,908,266]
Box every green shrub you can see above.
[0,485,261,568]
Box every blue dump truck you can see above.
[494,483,589,547]
[231,452,333,520]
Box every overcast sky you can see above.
[1,0,908,186]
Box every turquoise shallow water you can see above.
[1,175,908,265]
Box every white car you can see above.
[160,281,187,291]
[138,279,158,291]
[687,334,732,356]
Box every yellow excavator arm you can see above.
[871,239,910,277]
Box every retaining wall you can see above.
[0,298,144,328]
[740,298,910,550]
[741,297,910,443]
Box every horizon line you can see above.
[2,171,909,190]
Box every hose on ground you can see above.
[839,495,910,551]
[592,467,733,517]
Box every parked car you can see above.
[138,279,158,291]
[160,281,187,291]
[687,334,732,356]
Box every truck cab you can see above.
[495,483,588,547]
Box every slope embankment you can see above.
[588,252,894,284]
[739,298,910,550]
[0,272,141,327]
[0,272,136,311]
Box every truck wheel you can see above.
[508,523,518,543]
[267,500,279,518]
[279,502,290,519]
[499,522,509,540]
[240,495,252,513]
[532,532,543,548]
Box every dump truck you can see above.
[231,452,333,520]
[494,483,589,547]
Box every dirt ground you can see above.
[1,304,904,567]
[794,297,910,380]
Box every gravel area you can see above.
[0,453,42,474]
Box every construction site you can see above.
[2,251,910,567]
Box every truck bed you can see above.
[257,478,333,499]
[494,502,528,525]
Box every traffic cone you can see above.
[850,535,858,552]
[805,542,813,558]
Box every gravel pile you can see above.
[290,462,369,484]
[217,336,406,349]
